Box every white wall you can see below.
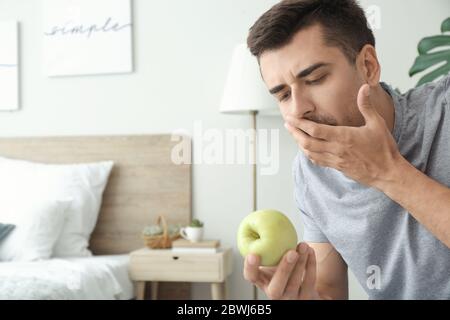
[0,0,448,300]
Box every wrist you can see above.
[373,154,411,194]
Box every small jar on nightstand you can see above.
[128,247,233,300]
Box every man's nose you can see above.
[288,88,313,119]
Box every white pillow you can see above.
[0,194,70,262]
[0,156,114,258]
[52,161,114,257]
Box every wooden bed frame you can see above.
[0,134,192,299]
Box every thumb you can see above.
[357,84,377,124]
[299,247,317,299]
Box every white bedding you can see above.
[0,255,134,300]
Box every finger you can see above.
[357,83,371,108]
[285,122,337,153]
[283,243,310,298]
[243,254,265,289]
[304,150,343,169]
[299,247,317,299]
[259,266,277,274]
[286,116,340,142]
[266,250,299,300]
[259,269,274,284]
[357,84,378,125]
[259,266,277,282]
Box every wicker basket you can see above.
[142,215,180,249]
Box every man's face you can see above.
[260,24,366,127]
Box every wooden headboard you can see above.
[0,134,192,254]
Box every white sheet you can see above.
[0,255,134,300]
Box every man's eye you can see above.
[279,92,291,102]
[305,75,327,85]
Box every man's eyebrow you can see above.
[268,62,330,95]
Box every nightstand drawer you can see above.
[129,248,232,282]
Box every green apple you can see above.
[237,209,298,266]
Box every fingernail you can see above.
[247,255,257,265]
[287,251,298,263]
[299,243,308,254]
[284,123,289,129]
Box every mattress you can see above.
[0,255,134,300]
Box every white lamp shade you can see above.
[220,43,278,115]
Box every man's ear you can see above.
[357,44,380,86]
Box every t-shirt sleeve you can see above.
[292,153,329,243]
[298,207,330,243]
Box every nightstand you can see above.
[128,247,233,300]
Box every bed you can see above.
[0,255,133,299]
[0,135,192,300]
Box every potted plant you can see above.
[141,215,181,249]
[180,219,204,242]
[189,219,204,228]
[409,17,450,86]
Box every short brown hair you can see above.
[247,0,375,64]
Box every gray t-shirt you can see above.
[293,75,450,300]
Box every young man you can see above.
[243,0,450,300]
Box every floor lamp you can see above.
[220,43,278,300]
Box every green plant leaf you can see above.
[189,218,204,227]
[409,17,450,87]
[416,63,450,87]
[409,50,450,76]
[418,35,450,54]
[441,17,450,33]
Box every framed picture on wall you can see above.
[0,20,19,111]
[43,0,133,77]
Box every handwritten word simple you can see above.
[44,17,132,38]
